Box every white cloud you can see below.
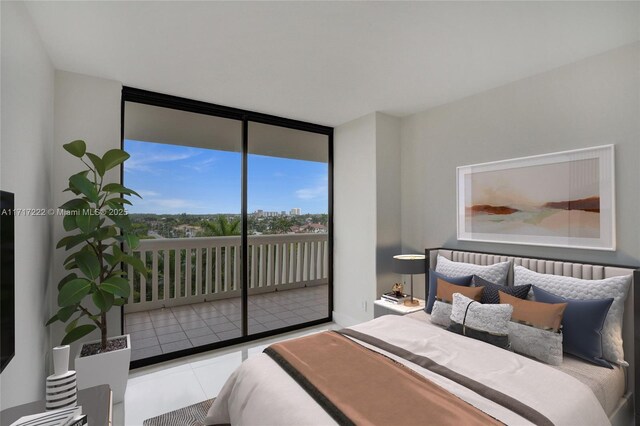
[137,190,160,198]
[296,174,328,200]
[126,151,198,172]
[185,156,217,173]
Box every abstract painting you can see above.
[457,145,615,250]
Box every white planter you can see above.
[75,334,131,404]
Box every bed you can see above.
[205,249,639,425]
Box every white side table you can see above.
[373,298,425,318]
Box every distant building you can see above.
[290,208,301,215]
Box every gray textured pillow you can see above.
[436,255,510,285]
[430,300,452,328]
[514,265,631,365]
[448,293,512,349]
[509,322,563,366]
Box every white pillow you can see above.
[430,300,452,328]
[508,322,563,366]
[514,265,631,365]
[435,255,510,285]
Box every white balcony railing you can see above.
[124,234,329,313]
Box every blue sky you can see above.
[123,140,328,214]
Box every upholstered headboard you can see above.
[425,248,639,424]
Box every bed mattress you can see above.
[406,310,626,416]
[208,314,611,425]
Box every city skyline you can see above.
[123,139,329,215]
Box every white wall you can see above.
[334,112,401,325]
[375,113,402,297]
[334,113,377,325]
[0,1,55,409]
[401,43,640,298]
[51,71,123,361]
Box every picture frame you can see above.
[457,145,615,251]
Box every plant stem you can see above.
[101,312,107,350]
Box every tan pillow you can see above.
[500,291,567,332]
[436,278,483,304]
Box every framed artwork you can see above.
[457,145,615,251]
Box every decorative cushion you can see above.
[500,291,566,365]
[435,255,510,285]
[508,322,563,366]
[472,275,531,304]
[437,279,484,304]
[500,291,566,332]
[533,286,614,368]
[425,271,473,314]
[514,265,631,364]
[430,301,453,328]
[448,293,512,349]
[430,282,484,328]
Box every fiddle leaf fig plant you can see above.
[47,139,148,351]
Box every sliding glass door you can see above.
[122,88,332,367]
[123,102,243,362]
[247,122,330,334]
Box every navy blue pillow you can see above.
[472,275,531,304]
[425,270,473,314]
[532,286,613,368]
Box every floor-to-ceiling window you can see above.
[121,88,332,367]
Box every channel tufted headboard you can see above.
[425,248,639,425]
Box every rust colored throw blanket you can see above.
[264,331,502,426]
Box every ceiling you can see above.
[24,1,640,127]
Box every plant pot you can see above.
[74,334,131,404]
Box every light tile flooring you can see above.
[114,321,340,425]
[124,285,329,362]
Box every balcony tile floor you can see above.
[124,284,329,362]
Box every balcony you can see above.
[123,234,329,361]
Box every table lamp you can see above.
[392,254,426,306]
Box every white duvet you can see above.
[205,315,610,426]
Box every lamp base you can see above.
[404,299,420,307]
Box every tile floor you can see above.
[114,321,340,425]
[125,284,329,362]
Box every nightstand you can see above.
[374,298,425,318]
[0,385,112,426]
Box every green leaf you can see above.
[92,289,114,313]
[69,173,99,204]
[60,198,89,212]
[123,232,140,250]
[113,298,127,306]
[63,214,78,232]
[75,252,101,280]
[61,324,97,345]
[46,314,59,326]
[101,276,130,298]
[57,273,78,290]
[106,197,132,206]
[123,254,148,278]
[95,226,117,241]
[86,152,106,177]
[57,305,78,322]
[108,213,132,231]
[65,318,79,334]
[63,140,86,158]
[58,278,92,306]
[102,183,140,198]
[56,233,90,250]
[76,210,100,234]
[102,149,130,171]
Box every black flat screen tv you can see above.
[1,191,15,373]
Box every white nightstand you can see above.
[373,298,425,318]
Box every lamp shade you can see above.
[392,254,426,275]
